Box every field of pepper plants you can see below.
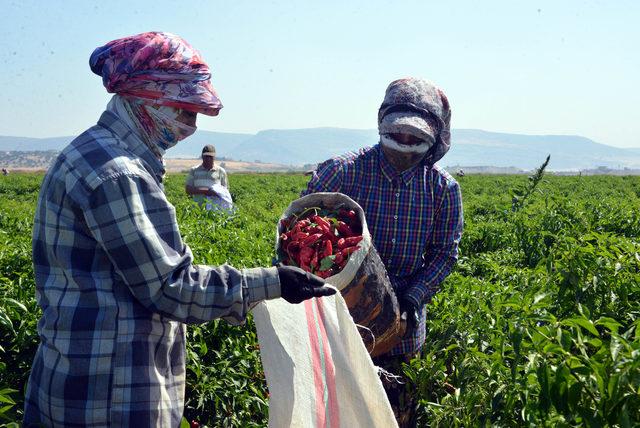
[0,170,639,427]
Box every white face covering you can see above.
[379,134,434,154]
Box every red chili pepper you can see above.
[292,232,309,241]
[286,242,300,262]
[325,233,339,245]
[300,247,314,262]
[340,246,360,257]
[306,226,322,234]
[322,240,333,258]
[336,238,346,249]
[334,252,344,265]
[310,250,318,270]
[300,261,311,272]
[288,240,301,250]
[342,236,363,247]
[298,247,314,272]
[336,221,354,237]
[313,215,331,229]
[339,208,356,220]
[302,233,323,247]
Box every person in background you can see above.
[23,31,335,427]
[185,144,233,211]
[302,77,463,427]
[185,144,228,201]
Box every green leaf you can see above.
[607,373,620,401]
[543,343,565,355]
[0,394,15,405]
[595,317,622,333]
[537,363,551,412]
[533,292,548,305]
[3,297,27,312]
[620,404,632,428]
[568,381,581,411]
[557,328,572,351]
[319,255,335,271]
[563,317,599,337]
[610,335,623,361]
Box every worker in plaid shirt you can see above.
[23,32,334,428]
[303,78,463,427]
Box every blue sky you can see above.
[1,0,638,147]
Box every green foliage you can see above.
[407,173,640,427]
[1,171,640,427]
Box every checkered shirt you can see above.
[303,145,463,355]
[23,111,280,427]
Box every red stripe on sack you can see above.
[314,298,340,428]
[304,299,326,428]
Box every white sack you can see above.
[204,183,234,212]
[252,293,398,428]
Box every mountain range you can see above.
[2,128,639,171]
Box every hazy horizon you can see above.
[1,127,639,150]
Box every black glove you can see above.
[399,297,419,338]
[277,266,337,304]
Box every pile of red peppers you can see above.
[279,208,363,278]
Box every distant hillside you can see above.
[164,131,252,158]
[447,130,640,171]
[0,131,251,159]
[0,136,72,152]
[229,128,378,164]
[216,128,640,171]
[2,128,640,171]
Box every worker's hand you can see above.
[277,265,337,304]
[399,297,419,338]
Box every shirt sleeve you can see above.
[403,180,463,307]
[82,172,280,325]
[301,159,344,196]
[185,168,195,187]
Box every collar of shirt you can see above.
[198,164,220,172]
[97,110,166,180]
[375,144,422,186]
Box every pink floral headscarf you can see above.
[90,31,222,116]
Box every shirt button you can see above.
[391,238,396,243]
[395,193,400,197]
[394,215,398,220]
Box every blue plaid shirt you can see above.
[303,145,463,355]
[24,111,280,427]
